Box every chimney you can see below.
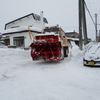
[40,11,44,29]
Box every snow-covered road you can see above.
[0,46,100,100]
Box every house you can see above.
[0,33,2,44]
[65,31,79,38]
[65,31,79,46]
[2,11,48,48]
[65,31,92,46]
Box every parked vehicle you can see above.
[83,42,100,66]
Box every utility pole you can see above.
[98,30,100,42]
[79,0,82,50]
[79,0,88,50]
[95,14,98,42]
[81,0,88,45]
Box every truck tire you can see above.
[61,48,64,60]
[63,47,68,57]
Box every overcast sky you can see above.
[0,0,100,40]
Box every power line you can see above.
[84,1,95,26]
[92,0,97,13]
[62,26,78,28]
[88,0,95,15]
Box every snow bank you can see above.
[0,46,100,100]
[0,48,31,63]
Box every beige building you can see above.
[65,31,79,38]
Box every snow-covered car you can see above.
[83,42,100,66]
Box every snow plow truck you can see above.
[30,26,69,61]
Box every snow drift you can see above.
[0,45,100,100]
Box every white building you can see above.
[2,11,48,48]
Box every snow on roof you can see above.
[2,26,42,35]
[65,30,75,33]
[67,37,79,41]
[65,30,78,34]
[5,13,48,27]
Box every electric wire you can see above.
[84,1,95,26]
[92,0,97,13]
[88,0,95,15]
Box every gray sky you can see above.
[0,0,100,40]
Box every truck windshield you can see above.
[44,28,59,34]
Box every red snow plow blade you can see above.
[30,34,63,61]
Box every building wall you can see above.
[65,32,79,38]
[6,15,45,30]
[3,32,37,48]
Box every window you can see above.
[11,26,19,28]
[13,36,24,47]
[34,14,40,21]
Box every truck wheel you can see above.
[61,48,64,60]
[63,47,68,57]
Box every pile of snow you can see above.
[0,45,100,100]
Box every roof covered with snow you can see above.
[67,37,79,41]
[2,26,42,35]
[4,13,48,30]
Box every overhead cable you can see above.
[84,0,95,26]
